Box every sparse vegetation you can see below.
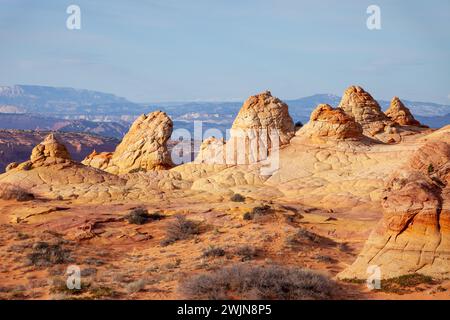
[230,193,245,202]
[428,163,434,174]
[338,242,351,252]
[179,263,336,300]
[126,279,147,293]
[341,278,366,284]
[160,215,201,246]
[49,277,89,296]
[242,205,273,221]
[202,246,226,258]
[252,205,272,216]
[84,257,105,266]
[315,255,337,263]
[27,242,71,267]
[128,167,146,174]
[377,274,437,294]
[125,208,165,225]
[0,183,34,201]
[89,286,119,299]
[242,212,253,220]
[235,245,259,261]
[286,228,336,247]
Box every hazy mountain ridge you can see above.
[1,85,449,129]
[0,113,128,139]
[0,85,148,115]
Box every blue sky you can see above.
[0,0,449,103]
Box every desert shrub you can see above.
[242,206,273,221]
[126,279,146,293]
[338,242,351,252]
[230,193,245,202]
[315,255,337,264]
[81,268,98,277]
[16,232,30,240]
[128,167,146,174]
[27,242,71,267]
[235,245,258,261]
[295,121,303,128]
[378,274,437,294]
[160,215,201,246]
[179,263,336,300]
[243,212,253,220]
[252,205,272,216]
[83,257,105,266]
[286,228,336,247]
[164,258,182,270]
[89,286,119,299]
[202,246,226,258]
[428,163,434,174]
[49,277,89,296]
[125,208,165,225]
[0,184,34,202]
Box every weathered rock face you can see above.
[231,90,295,147]
[30,133,72,164]
[8,133,74,170]
[105,111,174,174]
[338,86,394,137]
[0,130,119,173]
[385,97,422,127]
[195,137,226,164]
[339,141,450,279]
[81,150,113,171]
[297,104,363,141]
[223,91,295,165]
[5,162,18,172]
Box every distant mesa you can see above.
[0,105,25,113]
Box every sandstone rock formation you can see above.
[81,150,113,171]
[338,86,395,139]
[297,104,363,141]
[385,96,422,127]
[102,111,174,174]
[5,162,18,172]
[194,91,295,167]
[6,133,74,171]
[0,129,119,173]
[195,137,226,164]
[231,90,295,147]
[30,133,72,163]
[339,140,450,279]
